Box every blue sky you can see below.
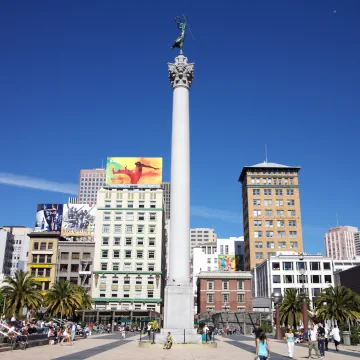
[0,0,359,255]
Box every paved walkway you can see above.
[2,332,360,360]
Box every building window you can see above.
[124,263,131,271]
[60,264,68,272]
[311,262,320,271]
[40,242,47,250]
[147,291,154,298]
[136,263,143,271]
[116,200,122,208]
[289,231,297,238]
[237,294,244,303]
[137,213,145,221]
[105,201,111,208]
[286,189,294,196]
[275,189,282,196]
[124,277,130,284]
[137,237,144,246]
[114,224,122,233]
[272,262,280,270]
[311,275,321,284]
[278,241,286,249]
[102,237,109,245]
[264,189,272,196]
[289,220,296,227]
[126,225,133,234]
[112,263,119,271]
[254,231,263,238]
[288,210,296,217]
[71,264,79,273]
[102,225,110,233]
[255,252,263,260]
[136,250,143,259]
[264,209,273,216]
[253,189,260,196]
[266,231,274,238]
[115,212,122,221]
[255,242,263,248]
[222,293,229,303]
[267,242,274,249]
[207,294,214,303]
[207,258,211,264]
[324,274,332,283]
[149,238,155,246]
[103,212,111,221]
[284,275,294,284]
[323,262,331,270]
[150,201,156,208]
[48,242,53,250]
[278,231,286,238]
[148,263,155,272]
[101,263,107,270]
[264,199,272,206]
[149,213,156,221]
[237,280,244,290]
[149,225,156,234]
[273,275,281,283]
[225,245,229,254]
[220,245,224,254]
[253,199,261,206]
[148,251,155,259]
[276,210,284,217]
[128,201,134,208]
[126,212,134,221]
[207,281,214,290]
[72,253,80,260]
[101,250,108,258]
[222,281,229,290]
[277,220,285,228]
[60,252,69,260]
[139,201,145,208]
[33,242,39,250]
[253,210,262,217]
[287,199,295,206]
[290,241,298,248]
[265,220,273,228]
[113,237,121,245]
[113,250,120,258]
[276,200,284,207]
[283,262,293,271]
[254,220,262,227]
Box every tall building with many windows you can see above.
[161,182,171,221]
[324,226,357,260]
[78,168,106,204]
[355,231,360,256]
[91,186,166,319]
[239,162,303,270]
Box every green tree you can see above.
[45,280,82,319]
[72,284,93,310]
[280,288,311,328]
[1,270,43,317]
[314,286,360,323]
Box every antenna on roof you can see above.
[265,144,268,164]
[101,159,104,169]
[336,212,339,227]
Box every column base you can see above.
[156,328,202,344]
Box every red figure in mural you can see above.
[112,161,159,184]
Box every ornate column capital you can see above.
[168,54,194,90]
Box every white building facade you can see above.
[190,228,217,258]
[3,226,31,276]
[324,226,357,260]
[91,187,165,314]
[252,253,334,304]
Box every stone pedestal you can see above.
[159,54,200,344]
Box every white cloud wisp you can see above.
[0,172,78,195]
[191,205,241,224]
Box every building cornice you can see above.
[94,271,162,275]
[197,271,252,280]
[92,298,162,303]
[97,208,163,211]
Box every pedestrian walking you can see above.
[285,328,295,358]
[317,323,326,357]
[308,324,323,359]
[330,325,341,352]
[71,323,76,344]
[255,330,270,360]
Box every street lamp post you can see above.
[299,264,309,336]
[271,291,283,340]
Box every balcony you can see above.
[123,285,130,291]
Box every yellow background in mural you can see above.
[218,255,236,272]
[106,157,162,185]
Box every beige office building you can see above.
[239,162,303,270]
[78,168,106,204]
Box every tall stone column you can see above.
[160,54,200,343]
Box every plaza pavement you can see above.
[2,332,360,360]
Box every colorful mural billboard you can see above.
[61,204,96,236]
[106,157,162,185]
[218,255,236,272]
[34,204,63,233]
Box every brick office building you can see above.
[196,271,252,313]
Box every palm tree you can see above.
[314,286,360,324]
[1,270,43,317]
[72,284,93,310]
[45,280,82,319]
[280,288,311,328]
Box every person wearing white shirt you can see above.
[330,325,341,352]
[308,324,322,359]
